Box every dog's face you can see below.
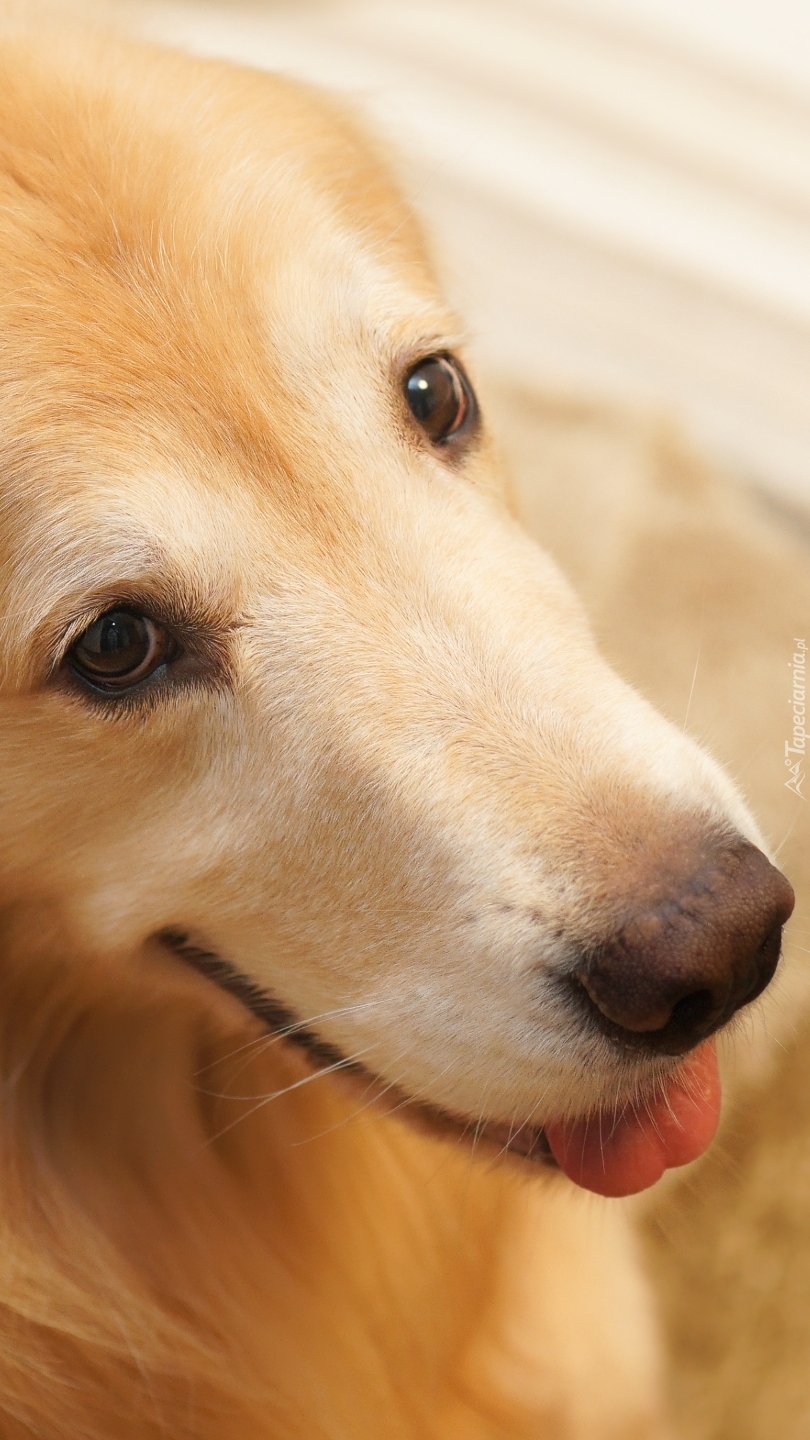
[0,36,793,1184]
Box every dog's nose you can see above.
[578,840,794,1055]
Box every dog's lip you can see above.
[159,928,558,1168]
[401,1102,556,1164]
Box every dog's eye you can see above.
[404,356,474,443]
[69,611,167,689]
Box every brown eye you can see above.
[70,611,166,689]
[404,355,475,443]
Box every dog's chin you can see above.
[159,929,559,1171]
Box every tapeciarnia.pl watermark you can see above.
[786,637,807,798]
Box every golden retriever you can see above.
[0,24,797,1439]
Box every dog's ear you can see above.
[0,907,271,1432]
[0,900,93,1084]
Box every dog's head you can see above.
[0,34,793,1195]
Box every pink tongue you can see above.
[544,1040,721,1198]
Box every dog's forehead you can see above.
[0,34,457,496]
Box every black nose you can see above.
[577,840,795,1055]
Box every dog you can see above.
[0,24,796,1439]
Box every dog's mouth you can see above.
[160,930,721,1197]
[159,929,557,1164]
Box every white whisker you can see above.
[773,810,801,861]
[683,595,705,734]
[194,1000,380,1077]
[203,1049,375,1145]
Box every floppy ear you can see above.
[0,911,286,1438]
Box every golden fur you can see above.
[0,23,804,1439]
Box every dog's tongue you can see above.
[544,1040,721,1198]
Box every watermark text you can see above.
[785,637,807,797]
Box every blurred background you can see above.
[94,0,810,509]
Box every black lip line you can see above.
[159,928,557,1167]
